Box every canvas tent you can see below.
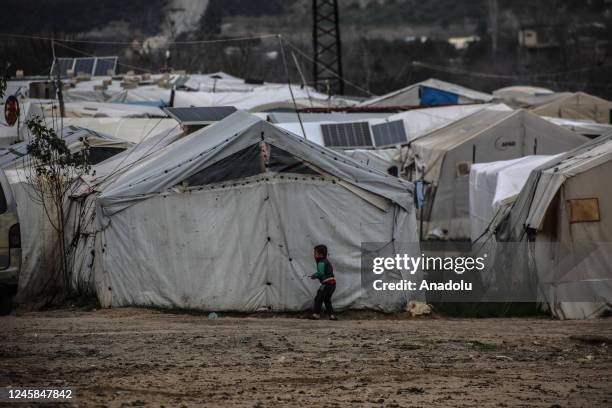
[1,126,133,301]
[410,108,589,240]
[532,92,612,124]
[360,78,493,108]
[93,111,421,312]
[486,133,612,319]
[468,155,561,242]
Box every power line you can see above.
[0,32,278,46]
[284,38,375,96]
[412,61,612,88]
[53,41,155,74]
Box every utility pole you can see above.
[51,39,65,121]
[312,0,344,95]
[487,0,499,54]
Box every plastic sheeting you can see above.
[469,155,560,242]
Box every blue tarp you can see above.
[419,85,459,106]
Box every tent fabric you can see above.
[93,111,421,312]
[95,176,420,312]
[469,155,561,242]
[543,117,612,139]
[98,111,414,216]
[67,124,187,295]
[52,118,180,144]
[1,126,133,301]
[532,92,612,124]
[524,133,612,230]
[485,132,612,319]
[409,108,589,240]
[342,149,400,173]
[43,101,166,118]
[0,126,133,169]
[360,78,493,107]
[419,85,459,106]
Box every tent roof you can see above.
[525,131,612,229]
[533,91,612,111]
[411,108,588,184]
[361,78,493,107]
[493,86,555,97]
[99,111,414,215]
[0,125,132,169]
[411,108,518,152]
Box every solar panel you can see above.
[50,56,119,77]
[73,58,96,75]
[321,122,373,148]
[93,57,118,76]
[371,120,408,147]
[164,106,238,125]
[51,58,75,77]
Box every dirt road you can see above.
[1,308,611,407]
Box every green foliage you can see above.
[25,116,91,180]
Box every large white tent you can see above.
[485,133,612,319]
[409,108,589,240]
[93,111,421,312]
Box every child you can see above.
[310,244,337,320]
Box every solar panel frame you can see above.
[320,122,373,148]
[93,57,118,76]
[73,58,96,75]
[50,56,119,77]
[163,106,238,125]
[371,120,408,147]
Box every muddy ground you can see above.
[0,308,611,407]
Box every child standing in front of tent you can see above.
[310,244,337,320]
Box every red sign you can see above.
[4,95,20,127]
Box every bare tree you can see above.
[24,117,91,299]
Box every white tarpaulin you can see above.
[94,111,421,312]
[469,155,560,242]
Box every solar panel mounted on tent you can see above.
[50,58,75,76]
[321,122,373,148]
[371,120,408,147]
[163,106,238,125]
[73,58,96,75]
[93,57,118,76]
